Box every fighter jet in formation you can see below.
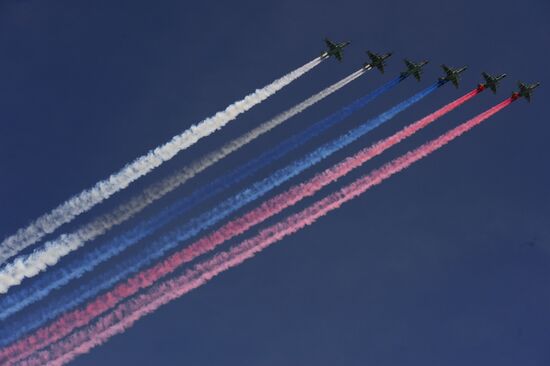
[400,59,429,81]
[478,72,507,93]
[512,82,540,102]
[364,50,393,73]
[322,38,351,61]
[439,64,468,88]
[319,38,536,102]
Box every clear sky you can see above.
[0,0,549,365]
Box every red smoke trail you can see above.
[22,97,513,366]
[16,98,513,366]
[1,89,486,365]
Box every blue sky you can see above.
[1,0,549,365]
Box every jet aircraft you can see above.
[322,38,351,61]
[364,50,392,73]
[512,81,540,102]
[400,59,429,81]
[478,72,507,93]
[439,64,468,88]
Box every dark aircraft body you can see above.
[364,50,392,73]
[512,82,540,102]
[478,72,507,93]
[400,59,429,81]
[322,38,351,61]
[439,64,468,88]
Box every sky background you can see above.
[1,0,549,365]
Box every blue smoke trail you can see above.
[0,80,444,346]
[0,77,405,334]
[0,80,445,346]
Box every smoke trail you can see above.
[0,57,324,264]
[14,98,515,366]
[0,75,403,324]
[0,87,482,364]
[1,77,425,348]
[0,68,367,294]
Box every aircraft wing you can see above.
[525,94,531,102]
[442,65,453,76]
[325,38,337,50]
[334,51,343,61]
[377,64,385,73]
[412,70,421,81]
[451,78,459,88]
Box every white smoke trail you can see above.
[0,57,324,264]
[0,66,363,293]
[17,98,513,366]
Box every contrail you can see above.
[0,75,403,324]
[0,87,483,364]
[0,68,367,294]
[13,97,515,366]
[0,57,324,264]
[0,78,430,346]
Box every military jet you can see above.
[512,81,540,102]
[478,72,507,93]
[364,50,393,73]
[400,59,429,81]
[322,38,351,61]
[439,64,468,88]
